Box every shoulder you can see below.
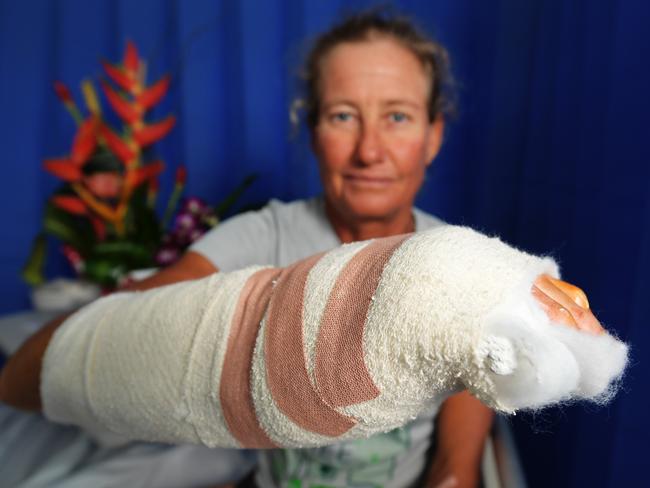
[265,197,326,223]
[226,197,329,236]
[413,207,446,232]
[189,196,338,270]
[265,196,340,266]
[187,201,283,271]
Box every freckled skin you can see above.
[312,39,444,242]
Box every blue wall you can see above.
[0,0,648,486]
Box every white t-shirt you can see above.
[191,197,445,488]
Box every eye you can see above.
[331,112,353,123]
[388,112,409,123]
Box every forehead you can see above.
[318,38,429,106]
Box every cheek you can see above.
[315,129,356,173]
[391,134,431,176]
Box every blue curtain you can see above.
[0,0,648,486]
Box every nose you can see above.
[356,123,384,165]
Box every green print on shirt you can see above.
[272,426,412,488]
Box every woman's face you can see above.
[313,38,444,223]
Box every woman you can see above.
[0,11,610,488]
[159,12,490,487]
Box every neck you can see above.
[325,200,415,244]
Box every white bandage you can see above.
[41,226,628,448]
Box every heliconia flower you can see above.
[127,160,164,189]
[62,244,85,273]
[52,195,87,215]
[90,216,106,241]
[175,165,187,185]
[53,81,84,125]
[99,124,135,164]
[71,182,121,225]
[148,177,160,193]
[133,115,175,147]
[70,118,98,166]
[101,61,137,93]
[43,159,82,181]
[137,75,170,110]
[100,80,139,123]
[81,80,102,116]
[54,81,74,104]
[124,41,140,74]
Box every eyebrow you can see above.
[321,99,424,110]
[383,100,423,109]
[321,100,356,110]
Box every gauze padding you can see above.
[41,226,628,448]
[42,269,258,446]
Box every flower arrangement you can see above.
[22,42,253,288]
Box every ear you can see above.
[424,116,445,166]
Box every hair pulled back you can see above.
[293,9,455,131]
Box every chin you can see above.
[341,197,403,221]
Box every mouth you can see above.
[343,174,395,188]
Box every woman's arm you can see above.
[426,393,493,488]
[0,227,627,450]
[0,251,217,411]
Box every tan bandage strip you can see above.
[314,234,409,408]
[264,253,357,437]
[220,267,281,448]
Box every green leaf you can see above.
[92,241,153,269]
[42,202,95,255]
[83,258,126,287]
[84,146,122,174]
[84,239,155,287]
[213,173,257,218]
[126,187,162,247]
[21,233,47,285]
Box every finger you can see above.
[547,276,590,309]
[533,276,605,335]
[532,284,578,327]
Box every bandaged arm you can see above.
[41,226,628,448]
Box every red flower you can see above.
[124,41,139,73]
[137,75,170,110]
[70,118,98,166]
[102,61,137,93]
[62,244,84,272]
[90,216,106,241]
[99,124,135,164]
[175,165,187,185]
[133,116,175,147]
[100,80,139,123]
[43,159,82,181]
[128,160,164,188]
[54,81,74,104]
[52,195,87,215]
[148,177,160,193]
